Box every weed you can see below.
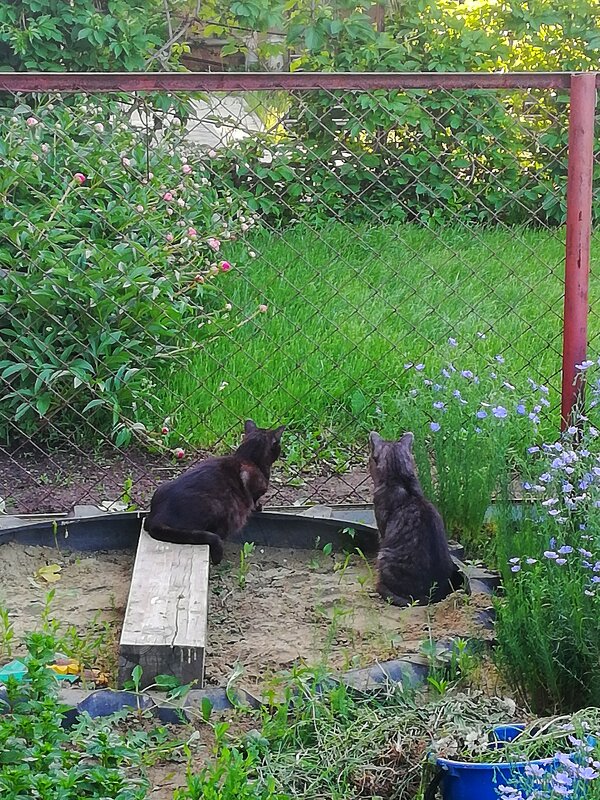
[237,542,256,589]
[0,605,14,660]
[119,475,137,511]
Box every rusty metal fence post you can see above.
[561,72,597,429]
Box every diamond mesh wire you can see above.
[0,76,596,514]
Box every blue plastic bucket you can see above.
[437,725,557,800]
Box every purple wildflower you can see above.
[415,363,425,371]
[492,406,508,419]
[448,337,457,347]
[477,410,487,419]
[516,404,526,415]
[544,551,558,559]
[430,422,440,432]
[495,354,505,363]
[578,766,599,780]
[576,360,595,370]
[524,763,546,779]
[433,401,446,411]
[558,545,573,554]
[555,558,567,565]
[461,370,474,379]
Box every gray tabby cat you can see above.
[369,430,464,606]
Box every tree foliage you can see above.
[0,0,185,71]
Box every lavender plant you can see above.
[394,340,553,556]
[495,362,600,712]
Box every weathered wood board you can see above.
[119,525,209,687]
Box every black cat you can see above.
[369,430,464,606]
[146,420,285,564]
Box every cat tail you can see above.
[145,523,224,565]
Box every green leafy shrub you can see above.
[0,0,181,71]
[0,630,177,799]
[0,97,257,447]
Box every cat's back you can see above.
[151,454,241,505]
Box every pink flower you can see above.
[258,304,268,313]
[162,191,173,201]
[165,232,174,242]
[187,227,197,238]
[182,164,192,174]
[73,173,86,184]
[207,237,221,252]
[195,274,205,283]
[122,157,131,167]
[136,204,144,213]
[174,447,185,459]
[26,117,38,127]
[161,426,169,435]
[177,198,185,207]
[220,261,231,272]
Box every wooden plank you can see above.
[119,525,209,688]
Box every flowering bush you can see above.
[0,97,258,447]
[394,341,553,555]
[495,364,600,712]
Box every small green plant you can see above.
[119,475,136,511]
[0,605,15,660]
[421,635,479,695]
[237,542,256,589]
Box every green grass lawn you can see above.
[151,222,600,455]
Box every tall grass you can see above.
[150,223,600,454]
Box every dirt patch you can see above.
[0,445,370,515]
[206,541,493,692]
[0,540,492,692]
[0,542,133,674]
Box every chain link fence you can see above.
[0,73,598,514]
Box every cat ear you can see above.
[369,431,384,456]
[401,431,414,449]
[273,425,285,443]
[244,419,258,436]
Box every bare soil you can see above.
[0,539,493,694]
[0,445,371,515]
